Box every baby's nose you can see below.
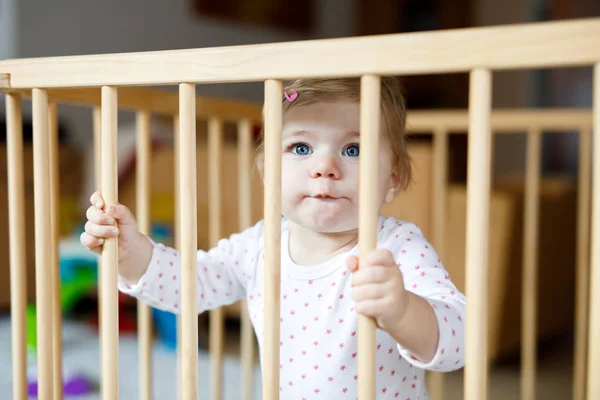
[311,156,341,179]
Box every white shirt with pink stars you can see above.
[118,215,466,399]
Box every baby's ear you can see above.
[254,152,265,181]
[384,169,401,204]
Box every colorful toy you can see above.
[24,223,177,397]
[152,308,178,350]
[25,267,97,352]
[27,365,93,397]
[147,222,180,350]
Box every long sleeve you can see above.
[378,216,466,372]
[118,220,264,315]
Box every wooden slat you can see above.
[93,107,102,190]
[14,87,262,122]
[406,109,593,133]
[521,128,542,400]
[573,126,592,400]
[238,118,255,400]
[209,117,225,400]
[173,115,183,400]
[93,106,104,376]
[587,61,600,400]
[49,101,63,400]
[136,110,153,400]
[179,83,198,400]
[0,73,9,87]
[12,88,595,131]
[263,79,282,400]
[32,88,53,400]
[464,69,492,400]
[6,92,27,400]
[100,86,119,400]
[358,74,380,400]
[428,127,449,400]
[1,18,599,88]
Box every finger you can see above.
[352,283,386,302]
[353,299,385,318]
[105,204,137,226]
[85,221,119,239]
[80,232,104,253]
[351,266,393,286]
[90,191,105,210]
[86,205,115,226]
[346,256,359,273]
[365,249,396,267]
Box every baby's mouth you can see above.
[312,194,341,201]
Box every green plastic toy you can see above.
[26,268,97,352]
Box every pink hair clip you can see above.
[284,86,298,102]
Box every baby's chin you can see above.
[284,209,359,234]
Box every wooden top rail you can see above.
[2,83,592,132]
[4,87,262,123]
[407,109,594,133]
[0,18,598,89]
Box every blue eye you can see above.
[292,143,312,155]
[343,144,360,157]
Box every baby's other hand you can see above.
[346,249,409,332]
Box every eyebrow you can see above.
[284,130,361,139]
[285,130,312,139]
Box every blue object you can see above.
[152,308,178,350]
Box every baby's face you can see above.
[280,101,399,234]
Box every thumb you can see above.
[346,255,359,273]
[106,204,137,226]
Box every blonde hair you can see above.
[255,77,412,191]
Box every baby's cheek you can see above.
[280,190,296,213]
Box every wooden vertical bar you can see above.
[573,126,592,400]
[358,74,380,400]
[93,107,102,190]
[49,101,63,400]
[428,127,449,400]
[179,83,198,400]
[100,86,119,400]
[32,88,54,400]
[209,117,224,400]
[93,106,103,370]
[173,115,183,400]
[238,118,255,400]
[93,106,103,374]
[7,92,28,400]
[464,68,492,400]
[263,79,282,400]
[521,127,542,400]
[432,128,448,265]
[587,62,600,400]
[136,110,153,400]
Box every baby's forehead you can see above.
[282,102,360,133]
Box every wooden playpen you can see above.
[1,17,599,400]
